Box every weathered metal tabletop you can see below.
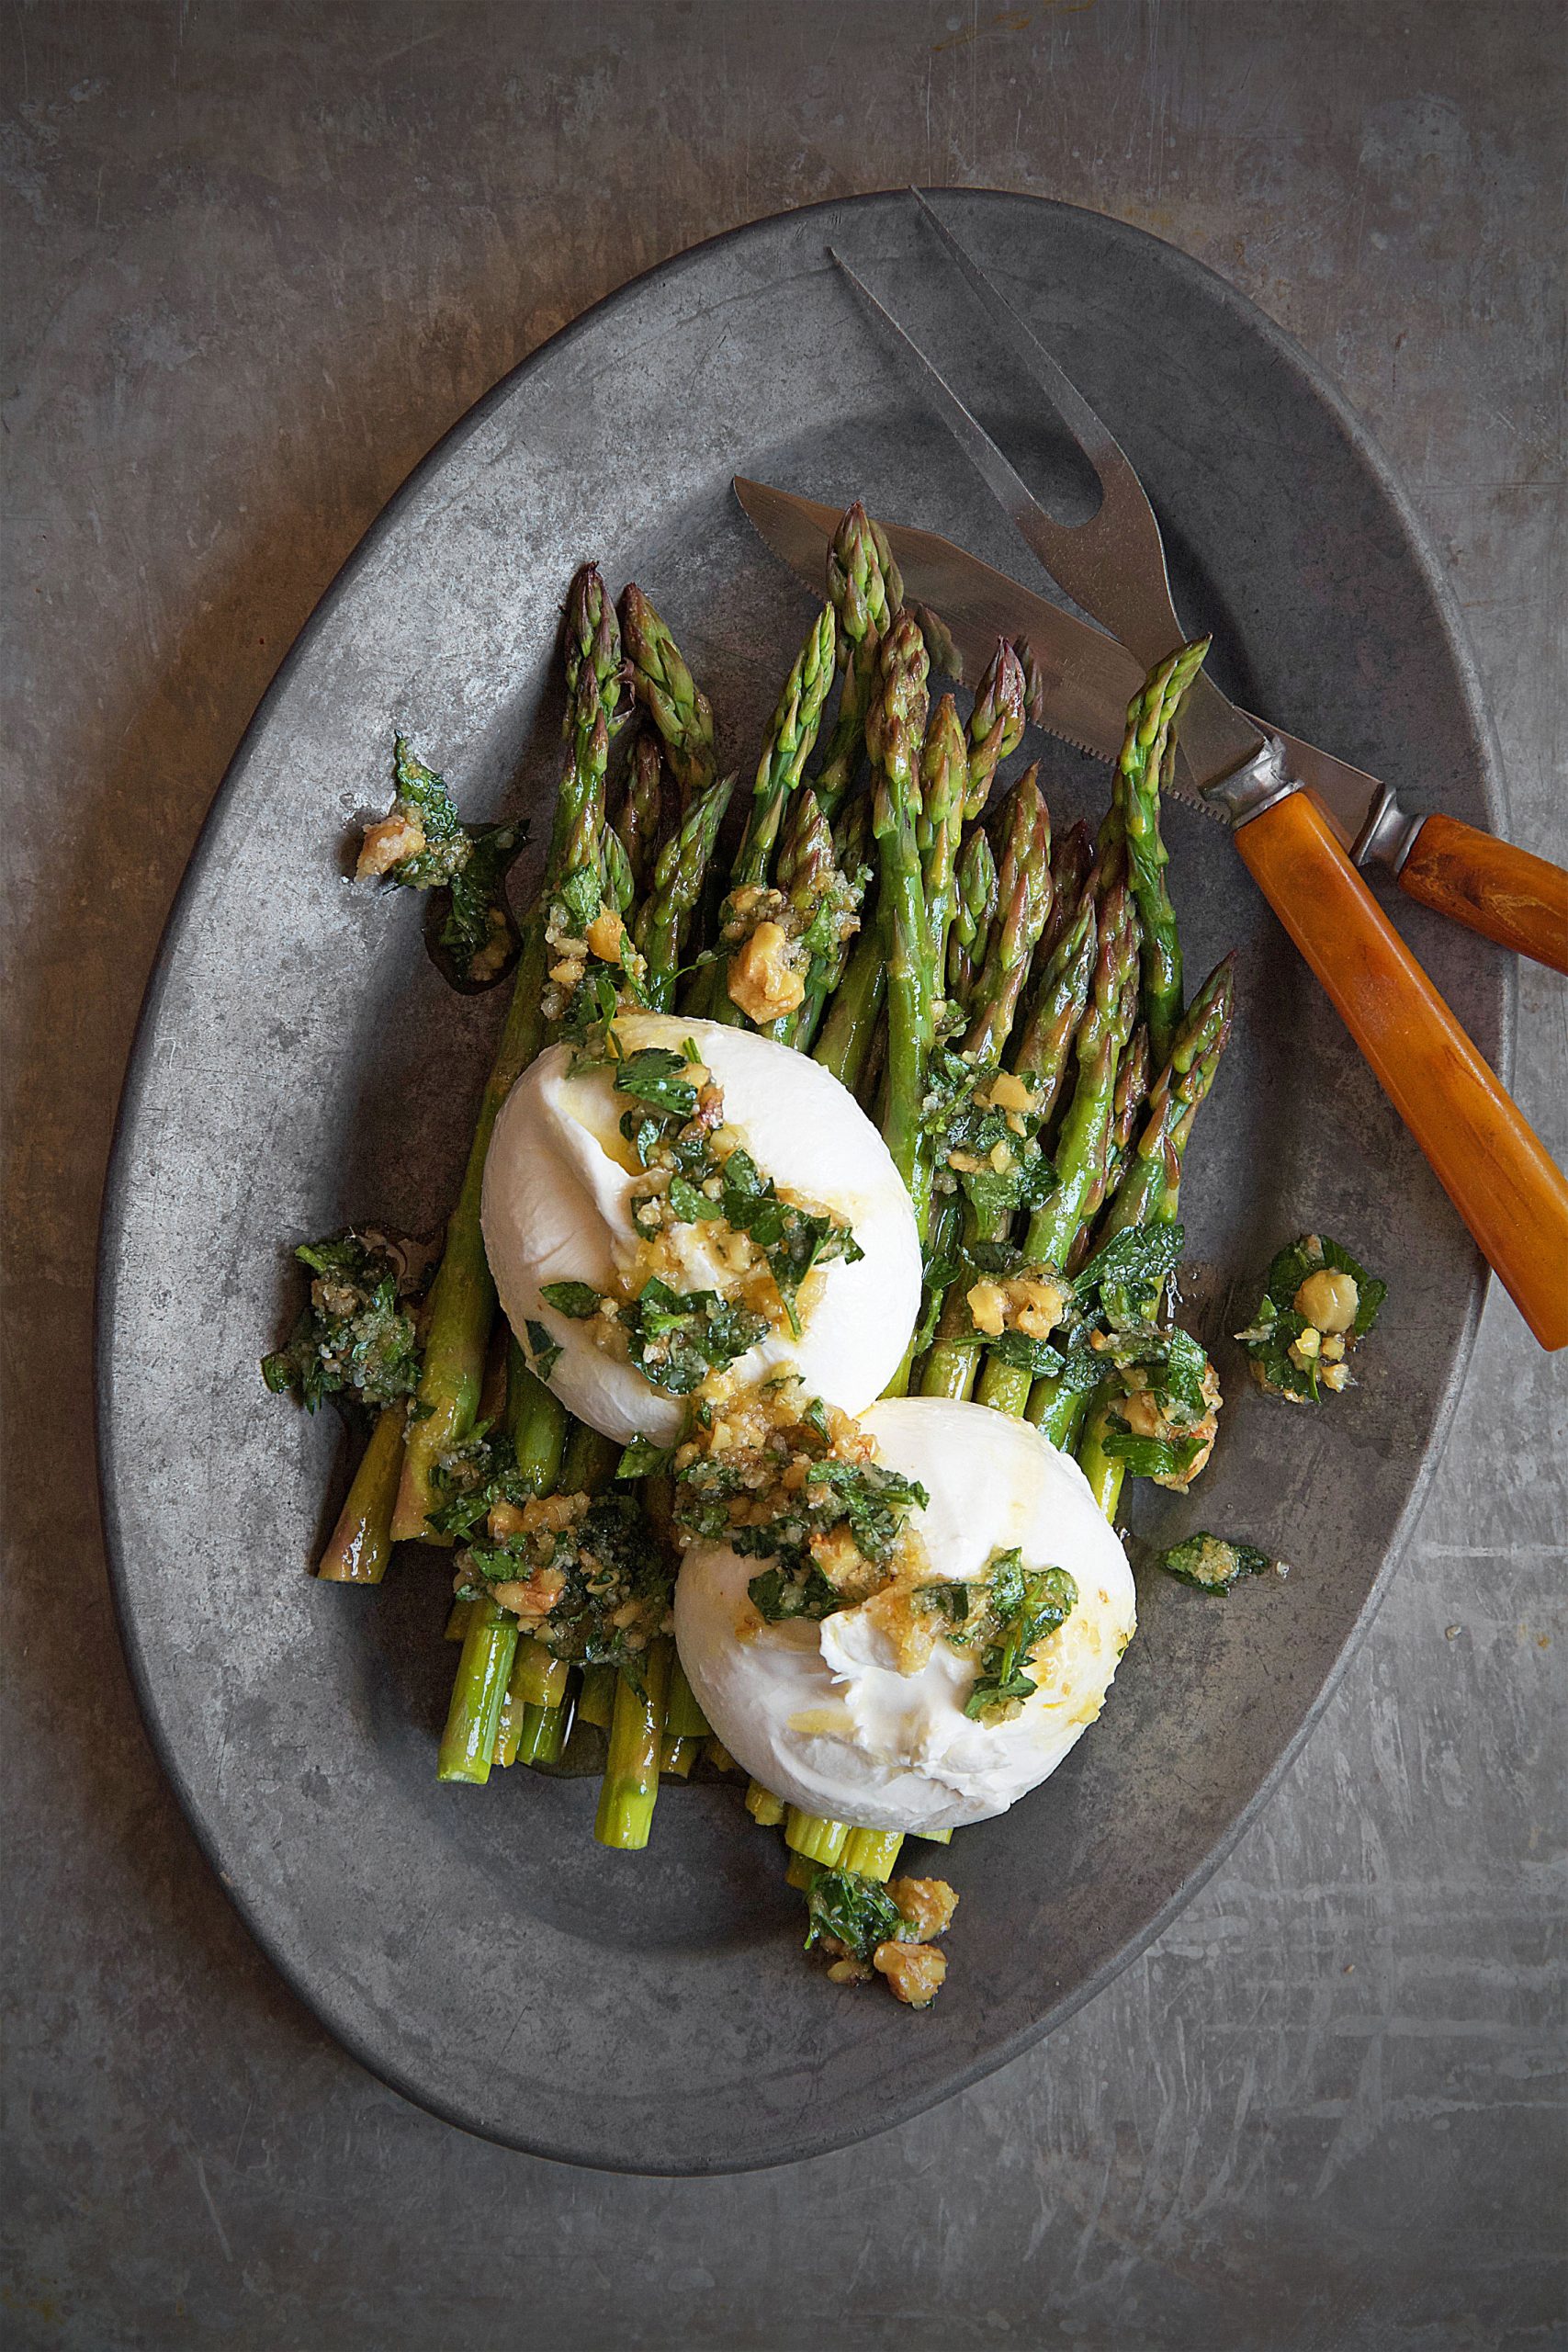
[4,4,1562,2344]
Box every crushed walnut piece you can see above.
[873,1940,948,2008]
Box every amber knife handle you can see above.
[1235,788,1568,1350]
[1393,813,1568,976]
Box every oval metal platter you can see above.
[98,191,1504,2174]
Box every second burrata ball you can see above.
[480,1013,922,1445]
[674,1398,1138,1835]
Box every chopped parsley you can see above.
[363,736,525,990]
[624,1280,769,1394]
[709,1148,863,1336]
[921,1039,1057,1226]
[456,1490,673,1685]
[674,1437,929,1624]
[1159,1532,1281,1594]
[804,1866,907,1961]
[541,1022,863,1389]
[938,1547,1078,1721]
[539,1281,604,1320]
[261,1231,422,1412]
[1236,1233,1385,1403]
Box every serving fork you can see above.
[737,195,1568,1345]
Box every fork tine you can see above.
[828,245,1059,549]
[907,188,1149,520]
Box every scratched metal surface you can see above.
[3,0,1562,2344]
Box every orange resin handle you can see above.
[1235,788,1568,1350]
[1399,813,1568,976]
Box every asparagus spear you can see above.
[620,583,716,808]
[436,1341,570,1783]
[812,922,886,1095]
[1074,1388,1124,1521]
[613,733,667,896]
[976,879,1140,1417]
[634,768,736,1010]
[918,782,1060,1403]
[1025,955,1234,1443]
[963,639,1028,820]
[393,567,622,1541]
[705,605,838,1025]
[1095,953,1235,1241]
[916,694,969,1003]
[1067,1014,1149,1272]
[594,1639,672,1849]
[1010,865,1100,1131]
[813,503,904,819]
[317,1400,407,1584]
[732,605,839,892]
[867,612,933,1231]
[962,770,1053,1067]
[1036,819,1092,975]
[945,822,998,1008]
[764,786,861,1047]
[1103,639,1208,1068]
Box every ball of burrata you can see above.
[673,1398,1137,1835]
[480,1013,922,1445]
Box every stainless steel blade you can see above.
[734,475,1136,763]
[732,478,1387,849]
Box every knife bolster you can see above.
[1352,781,1427,876]
[1217,735,1306,830]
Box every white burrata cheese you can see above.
[480,1013,922,1445]
[674,1398,1137,1834]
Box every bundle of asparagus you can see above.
[265,500,1238,1988]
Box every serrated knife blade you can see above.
[733,476,1384,847]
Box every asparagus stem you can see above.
[705,1736,739,1774]
[1074,1388,1124,1521]
[916,693,968,996]
[784,1809,852,1865]
[1035,819,1092,975]
[733,605,838,892]
[445,1597,473,1641]
[561,1422,619,1492]
[977,878,1139,1417]
[813,921,886,1093]
[513,1636,570,1710]
[1096,953,1236,1241]
[517,1692,573,1767]
[495,1678,525,1769]
[636,770,736,1009]
[507,1339,568,1493]
[745,1781,786,1826]
[317,1401,406,1583]
[437,1600,520,1785]
[660,1736,700,1778]
[841,1828,905,1881]
[1010,865,1100,1129]
[615,732,667,895]
[868,613,933,1231]
[665,1654,711,1740]
[577,1663,617,1730]
[946,820,998,1006]
[1103,639,1208,1068]
[394,568,621,1540]
[1026,1379,1090,1453]
[593,1638,671,1850]
[962,768,1053,1066]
